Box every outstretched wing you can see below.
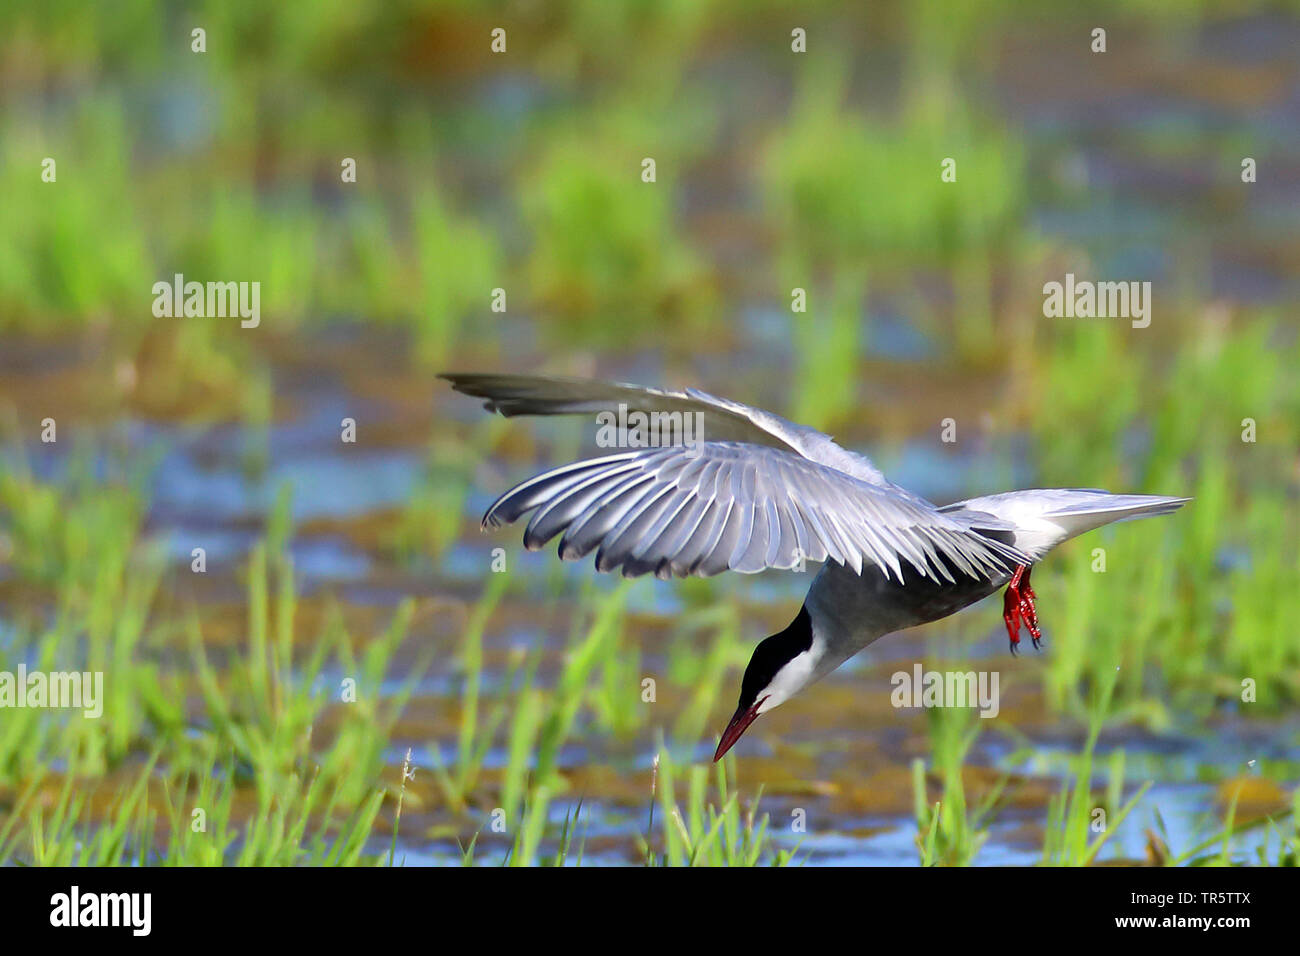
[440,372,887,485]
[482,442,1027,582]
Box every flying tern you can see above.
[442,373,1189,761]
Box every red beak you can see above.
[713,696,767,762]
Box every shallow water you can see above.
[3,11,1299,866]
[4,218,1295,867]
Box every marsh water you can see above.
[2,9,1299,865]
[9,322,1296,864]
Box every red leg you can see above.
[1002,565,1023,655]
[1002,587,1021,654]
[1020,565,1042,649]
[1002,563,1044,653]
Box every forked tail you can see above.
[942,488,1191,561]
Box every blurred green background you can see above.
[0,0,1297,865]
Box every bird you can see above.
[441,372,1189,762]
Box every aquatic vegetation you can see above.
[519,114,717,345]
[647,748,799,867]
[1,0,1296,868]
[762,64,1025,268]
[1039,673,1152,865]
[1029,315,1298,716]
[912,703,1006,866]
[760,50,1026,364]
[0,95,151,331]
[0,475,424,865]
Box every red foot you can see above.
[1002,564,1042,655]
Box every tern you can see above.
[442,373,1189,761]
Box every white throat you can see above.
[755,637,824,713]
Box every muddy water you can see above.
[3,14,1300,864]
[9,327,1295,865]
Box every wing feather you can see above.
[483,442,1027,580]
[442,372,888,485]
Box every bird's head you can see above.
[714,606,817,761]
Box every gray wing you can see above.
[440,372,888,484]
[482,442,1027,582]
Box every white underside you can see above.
[753,488,1190,712]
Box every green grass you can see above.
[912,703,1007,866]
[1039,671,1152,865]
[519,113,717,346]
[0,471,426,865]
[400,565,800,866]
[1030,316,1300,717]
[2,0,1298,867]
[647,747,800,867]
[760,48,1027,366]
